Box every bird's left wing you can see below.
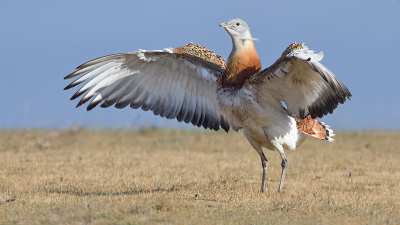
[64,43,233,132]
[251,43,351,119]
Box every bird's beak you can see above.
[219,22,228,28]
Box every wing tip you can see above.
[87,99,103,111]
[100,101,112,108]
[64,83,78,90]
[75,96,91,108]
[64,71,80,80]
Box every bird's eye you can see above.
[236,22,240,26]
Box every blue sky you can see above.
[1,1,399,130]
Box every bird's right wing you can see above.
[64,43,234,132]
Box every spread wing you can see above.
[64,43,234,132]
[255,43,352,119]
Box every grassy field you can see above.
[0,129,399,224]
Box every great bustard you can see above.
[64,18,351,193]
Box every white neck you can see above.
[228,36,253,63]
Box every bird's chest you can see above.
[217,87,257,126]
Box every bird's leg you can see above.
[257,151,268,193]
[242,130,267,193]
[278,152,288,193]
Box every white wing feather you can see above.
[65,47,231,132]
[259,44,352,119]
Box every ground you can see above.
[0,129,399,224]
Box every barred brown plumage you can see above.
[294,115,334,141]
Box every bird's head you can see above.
[219,18,257,42]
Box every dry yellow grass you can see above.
[0,129,399,224]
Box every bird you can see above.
[64,18,351,193]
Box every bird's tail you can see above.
[293,115,335,142]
